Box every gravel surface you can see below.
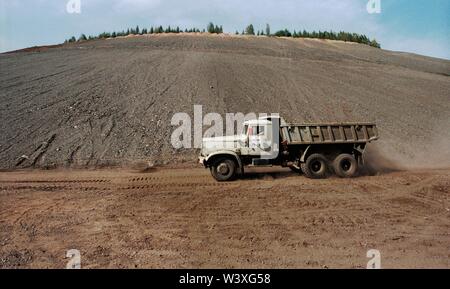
[1,34,449,169]
[0,167,448,268]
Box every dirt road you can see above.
[0,167,448,268]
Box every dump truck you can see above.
[199,116,378,181]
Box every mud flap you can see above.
[354,144,366,166]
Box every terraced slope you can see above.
[0,34,449,169]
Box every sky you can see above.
[0,0,449,59]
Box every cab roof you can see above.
[243,119,272,125]
[244,116,286,126]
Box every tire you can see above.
[301,153,329,179]
[210,158,237,182]
[333,154,358,178]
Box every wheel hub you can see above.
[341,160,351,171]
[311,161,322,172]
[217,163,230,175]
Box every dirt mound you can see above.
[0,34,449,169]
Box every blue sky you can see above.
[1,0,449,59]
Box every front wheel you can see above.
[301,153,329,179]
[210,158,237,182]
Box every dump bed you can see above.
[280,123,378,145]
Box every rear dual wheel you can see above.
[301,154,329,179]
[333,154,358,178]
[300,153,359,179]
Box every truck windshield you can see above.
[243,125,249,135]
[250,126,265,136]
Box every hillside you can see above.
[0,34,449,170]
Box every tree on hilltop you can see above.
[245,24,255,35]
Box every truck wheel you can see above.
[210,158,236,182]
[301,154,329,179]
[333,154,358,178]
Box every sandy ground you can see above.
[1,34,449,170]
[0,167,448,269]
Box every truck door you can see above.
[248,124,272,156]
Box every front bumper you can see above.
[198,156,206,166]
